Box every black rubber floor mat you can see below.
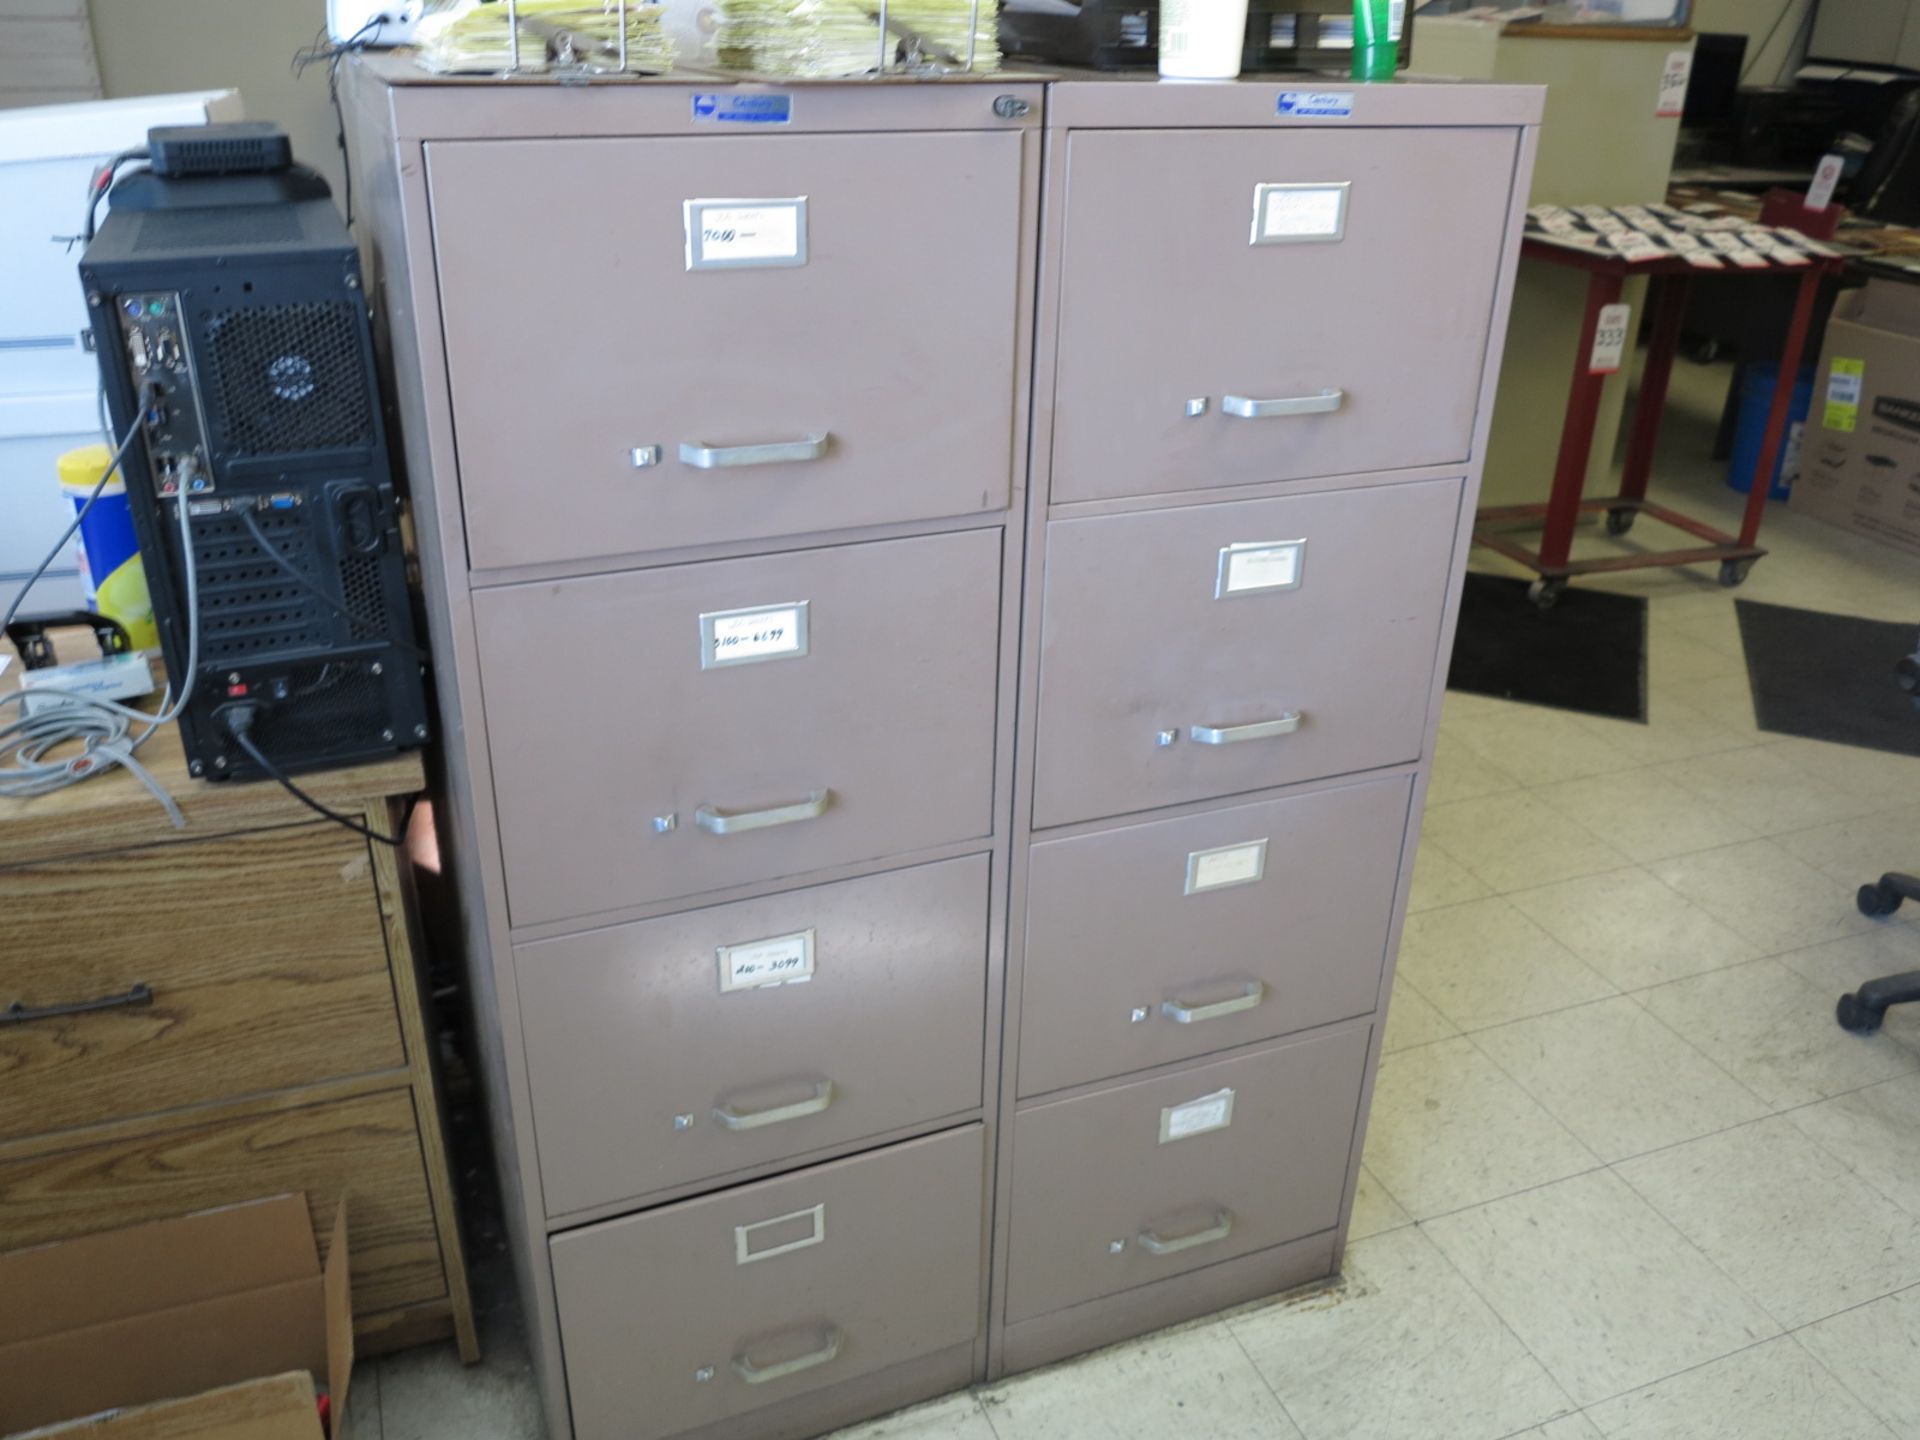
[1447,573,1648,722]
[1737,600,1920,756]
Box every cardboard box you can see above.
[0,1195,353,1440]
[1792,278,1920,555]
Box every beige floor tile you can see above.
[1395,897,1617,1032]
[377,1327,542,1440]
[1653,746,1886,838]
[1428,731,1525,807]
[1774,931,1920,1046]
[1796,1287,1920,1438]
[1659,598,1747,659]
[1617,1115,1920,1329]
[1581,1336,1893,1440]
[1423,792,1631,895]
[1518,1417,1607,1439]
[827,1393,999,1440]
[1362,1036,1597,1220]
[1658,674,1766,740]
[1650,839,1881,955]
[1771,803,1920,889]
[1786,1073,1920,1220]
[1406,839,1493,913]
[1441,707,1640,789]
[1646,626,1746,686]
[1507,867,1757,991]
[1473,997,1768,1163]
[1569,696,1756,767]
[1636,959,1920,1109]
[1533,766,1758,863]
[979,1323,1302,1440]
[1348,1166,1412,1241]
[1422,1170,1779,1408]
[1767,737,1920,810]
[1381,974,1459,1053]
[1229,1226,1573,1440]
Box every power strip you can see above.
[20,652,156,717]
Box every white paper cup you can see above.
[1158,0,1249,78]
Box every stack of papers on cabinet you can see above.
[714,0,998,76]
[415,0,676,73]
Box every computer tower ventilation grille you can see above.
[215,659,393,768]
[192,509,332,660]
[203,301,374,457]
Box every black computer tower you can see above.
[78,131,428,781]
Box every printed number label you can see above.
[719,929,816,992]
[1160,1088,1236,1143]
[685,198,807,270]
[699,602,809,668]
[1589,303,1633,376]
[1656,50,1692,118]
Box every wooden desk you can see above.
[0,693,478,1361]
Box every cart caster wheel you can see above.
[1837,992,1884,1034]
[1858,882,1903,917]
[1605,507,1636,536]
[1718,559,1754,588]
[1527,578,1566,610]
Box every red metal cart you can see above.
[1473,236,1847,608]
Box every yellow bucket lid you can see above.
[57,442,125,497]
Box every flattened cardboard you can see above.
[0,1194,353,1440]
[25,1374,319,1440]
[1793,278,1920,555]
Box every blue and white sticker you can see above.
[692,92,792,124]
[1276,91,1354,118]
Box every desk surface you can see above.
[1,634,424,865]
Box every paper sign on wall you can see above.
[1160,1088,1236,1143]
[1185,839,1269,895]
[1589,303,1633,376]
[699,601,809,668]
[1826,358,1865,433]
[1808,153,1845,212]
[684,197,807,271]
[1656,49,1693,118]
[719,929,816,992]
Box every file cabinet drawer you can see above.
[429,132,1026,570]
[1031,479,1458,830]
[1004,1029,1368,1324]
[1049,126,1517,503]
[518,856,989,1217]
[1019,776,1409,1098]
[476,528,1001,926]
[550,1126,984,1440]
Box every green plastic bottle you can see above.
[1352,0,1398,81]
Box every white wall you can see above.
[1690,0,1815,85]
[86,0,344,200]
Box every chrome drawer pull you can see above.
[695,790,833,835]
[679,433,830,469]
[1189,713,1301,746]
[1139,1209,1235,1256]
[2,982,153,1027]
[714,1080,835,1131]
[1222,390,1343,419]
[732,1326,844,1385]
[1162,981,1266,1025]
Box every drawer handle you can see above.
[679,434,831,470]
[1189,713,1301,746]
[1162,981,1266,1025]
[1222,390,1343,419]
[696,790,833,835]
[732,1325,844,1386]
[1138,1209,1235,1257]
[714,1079,835,1131]
[2,982,153,1027]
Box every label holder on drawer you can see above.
[699,601,809,669]
[684,196,808,270]
[735,1203,826,1265]
[1183,839,1268,895]
[718,929,816,992]
[1250,182,1349,245]
[1159,1087,1236,1144]
[1215,540,1306,599]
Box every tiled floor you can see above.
[361,359,1920,1439]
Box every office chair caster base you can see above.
[1527,578,1566,611]
[1859,882,1904,917]
[1718,559,1754,588]
[1605,507,1635,536]
[1837,992,1884,1034]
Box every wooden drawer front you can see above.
[1031,480,1459,830]
[1005,1028,1368,1324]
[1049,126,1517,503]
[550,1126,984,1440]
[476,529,1002,927]
[429,133,1025,571]
[0,1090,445,1319]
[1020,776,1409,1098]
[0,824,405,1140]
[519,856,989,1217]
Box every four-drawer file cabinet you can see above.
[346,57,1539,1440]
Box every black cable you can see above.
[295,15,381,226]
[81,147,149,243]
[238,503,427,660]
[1740,0,1813,85]
[227,719,402,846]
